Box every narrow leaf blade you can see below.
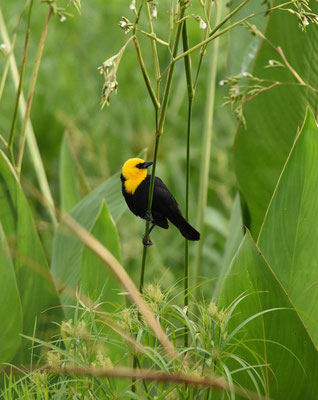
[0,224,23,363]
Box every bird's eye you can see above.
[136,163,143,169]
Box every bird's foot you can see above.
[145,211,154,223]
[142,235,153,247]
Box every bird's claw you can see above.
[145,211,154,223]
[142,235,153,247]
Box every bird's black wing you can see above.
[152,176,200,241]
[152,176,181,218]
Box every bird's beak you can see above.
[141,161,153,169]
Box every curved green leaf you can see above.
[81,200,123,307]
[219,233,318,399]
[52,172,125,311]
[214,193,244,299]
[233,2,318,235]
[258,108,318,346]
[81,201,125,363]
[0,224,22,363]
[59,132,82,212]
[0,151,61,362]
[228,0,268,75]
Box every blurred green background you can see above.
[0,0,237,291]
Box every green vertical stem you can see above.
[0,7,57,226]
[140,1,187,291]
[182,19,194,348]
[194,0,249,90]
[16,7,52,176]
[133,4,161,394]
[194,0,213,90]
[145,1,161,91]
[134,37,160,111]
[139,132,160,293]
[8,0,33,163]
[174,0,251,64]
[193,1,223,299]
[157,3,187,136]
[0,3,28,103]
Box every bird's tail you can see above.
[169,212,200,241]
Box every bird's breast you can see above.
[124,176,147,195]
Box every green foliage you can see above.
[214,193,244,299]
[0,150,61,363]
[81,201,122,305]
[1,287,269,399]
[231,0,318,235]
[52,172,125,314]
[219,109,318,398]
[0,0,318,398]
[219,234,317,399]
[258,108,318,345]
[59,132,83,212]
[0,224,22,363]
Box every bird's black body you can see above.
[121,174,200,241]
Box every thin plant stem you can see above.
[194,0,213,90]
[145,0,161,92]
[132,356,137,394]
[8,0,34,164]
[174,17,247,63]
[157,2,187,136]
[137,358,150,398]
[209,0,250,39]
[134,37,160,110]
[140,1,187,291]
[133,5,162,391]
[140,242,148,293]
[139,133,160,293]
[277,46,305,85]
[132,356,150,397]
[182,19,194,348]
[174,0,298,64]
[62,213,177,358]
[0,2,29,103]
[193,0,224,299]
[138,30,169,47]
[16,7,53,175]
[0,7,57,226]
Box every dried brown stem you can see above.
[1,365,271,400]
[61,212,177,359]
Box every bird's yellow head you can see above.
[121,158,153,194]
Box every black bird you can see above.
[121,158,200,246]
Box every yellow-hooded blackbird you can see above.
[121,158,200,245]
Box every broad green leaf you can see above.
[52,172,125,310]
[59,132,82,212]
[0,151,61,362]
[233,2,318,235]
[227,0,268,75]
[71,171,126,225]
[214,193,244,298]
[81,200,123,307]
[257,108,318,345]
[219,234,318,399]
[81,201,125,363]
[0,224,22,363]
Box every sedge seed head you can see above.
[208,301,218,317]
[144,283,164,304]
[47,351,61,369]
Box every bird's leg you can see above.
[148,223,155,235]
[142,223,155,247]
